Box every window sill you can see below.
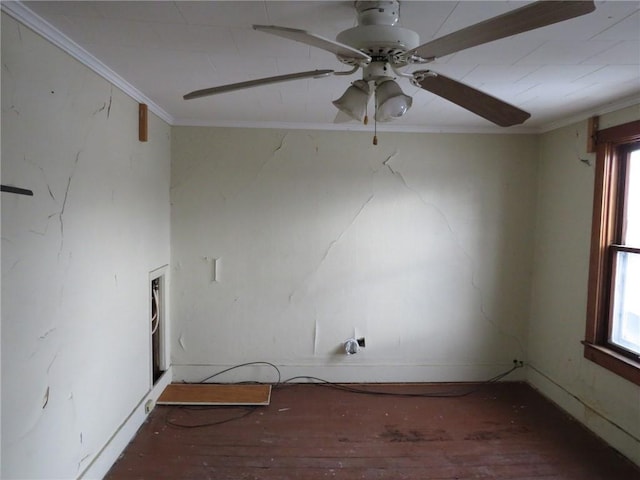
[582,342,640,386]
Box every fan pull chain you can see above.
[373,85,378,146]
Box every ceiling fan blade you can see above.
[413,71,530,127]
[184,70,334,100]
[408,1,595,60]
[253,25,371,63]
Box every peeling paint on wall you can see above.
[2,12,171,479]
[313,320,319,355]
[289,194,375,304]
[42,387,50,409]
[171,127,537,376]
[57,150,81,257]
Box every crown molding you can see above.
[171,118,538,135]
[1,1,174,125]
[538,94,640,133]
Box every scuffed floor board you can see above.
[157,384,271,406]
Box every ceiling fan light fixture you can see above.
[332,79,371,122]
[375,79,412,122]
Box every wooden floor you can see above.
[106,382,640,479]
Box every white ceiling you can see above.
[10,1,640,132]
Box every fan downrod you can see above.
[354,1,400,26]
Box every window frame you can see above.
[584,119,640,386]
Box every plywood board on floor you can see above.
[157,383,271,405]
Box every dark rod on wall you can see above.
[1,185,34,196]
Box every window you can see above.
[610,148,640,354]
[584,120,640,386]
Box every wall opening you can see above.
[150,268,168,385]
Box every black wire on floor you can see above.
[198,361,282,385]
[163,361,523,429]
[279,364,521,398]
[165,405,256,429]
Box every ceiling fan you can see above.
[184,0,596,128]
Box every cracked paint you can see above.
[77,454,91,472]
[39,328,56,340]
[273,134,287,154]
[8,259,21,272]
[2,61,20,117]
[58,150,81,257]
[170,124,537,397]
[289,194,375,303]
[2,14,172,479]
[28,213,57,237]
[574,129,593,166]
[381,153,525,355]
[92,102,107,116]
[381,152,433,209]
[42,386,50,409]
[382,151,400,174]
[235,133,290,199]
[313,320,319,355]
[47,354,58,374]
[107,87,113,118]
[23,155,52,198]
[318,194,374,265]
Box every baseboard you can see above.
[527,365,640,467]
[171,362,526,385]
[78,367,173,479]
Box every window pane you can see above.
[623,149,640,246]
[611,251,640,355]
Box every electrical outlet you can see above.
[144,399,154,414]
[512,359,525,368]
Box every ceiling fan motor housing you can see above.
[337,25,419,61]
[338,0,419,65]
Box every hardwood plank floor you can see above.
[106,382,640,479]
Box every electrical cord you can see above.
[163,361,523,429]
[165,405,256,429]
[278,364,521,398]
[150,287,159,335]
[197,361,282,384]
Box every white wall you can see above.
[1,13,171,479]
[171,127,538,383]
[528,104,640,465]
